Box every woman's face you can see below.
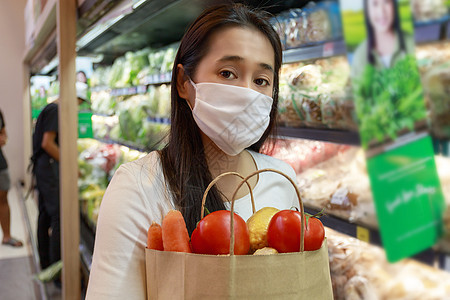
[189,26,275,105]
[367,0,394,34]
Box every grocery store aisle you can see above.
[0,185,52,300]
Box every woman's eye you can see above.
[254,78,270,86]
[220,70,235,79]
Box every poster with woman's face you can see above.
[340,0,428,154]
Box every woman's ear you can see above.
[176,64,189,99]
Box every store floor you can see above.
[0,185,61,300]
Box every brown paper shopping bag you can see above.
[145,168,333,299]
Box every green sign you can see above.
[367,135,444,262]
[32,109,93,138]
[32,109,42,121]
[78,112,93,138]
[339,0,445,262]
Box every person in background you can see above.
[0,109,23,247]
[33,82,89,271]
[77,70,88,84]
[351,0,415,79]
[86,4,299,299]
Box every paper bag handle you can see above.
[201,172,256,219]
[230,168,305,254]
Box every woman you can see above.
[86,4,298,299]
[0,109,23,247]
[351,0,415,79]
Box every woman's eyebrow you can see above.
[217,55,274,73]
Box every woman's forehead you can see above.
[203,26,275,69]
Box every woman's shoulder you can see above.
[402,32,415,54]
[115,151,164,184]
[352,39,369,64]
[350,39,369,79]
[248,150,296,179]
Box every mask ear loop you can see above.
[185,77,196,110]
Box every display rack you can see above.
[282,40,347,64]
[414,17,450,44]
[90,72,171,95]
[23,0,57,64]
[93,137,150,153]
[80,213,95,273]
[278,126,361,145]
[304,205,440,267]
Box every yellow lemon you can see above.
[246,207,280,252]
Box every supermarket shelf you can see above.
[282,40,347,64]
[304,205,439,266]
[23,0,57,63]
[414,17,449,44]
[94,137,150,152]
[90,72,171,94]
[80,213,95,273]
[76,0,312,59]
[147,116,171,124]
[109,85,148,96]
[304,205,381,246]
[277,126,361,145]
[142,72,172,85]
[92,113,170,125]
[91,112,114,117]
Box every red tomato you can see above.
[267,209,303,253]
[267,210,325,252]
[304,217,325,251]
[190,210,250,255]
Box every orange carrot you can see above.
[161,210,192,253]
[147,221,164,250]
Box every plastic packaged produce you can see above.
[269,14,287,49]
[273,2,342,50]
[303,4,332,44]
[90,66,110,87]
[411,0,448,22]
[286,145,377,227]
[116,94,152,144]
[157,84,171,118]
[90,91,117,116]
[327,228,450,300]
[108,57,125,88]
[423,63,450,139]
[278,57,358,130]
[146,85,160,116]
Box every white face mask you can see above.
[189,80,273,156]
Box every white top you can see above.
[380,54,392,68]
[85,150,299,300]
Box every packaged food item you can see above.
[411,0,448,22]
[277,56,358,130]
[327,228,450,300]
[285,9,307,49]
[423,64,450,139]
[303,4,332,44]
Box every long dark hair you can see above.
[363,0,406,65]
[158,3,282,234]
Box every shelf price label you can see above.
[445,255,450,272]
[322,42,334,57]
[356,226,370,243]
[137,85,147,94]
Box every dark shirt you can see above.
[33,103,59,162]
[0,110,7,170]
